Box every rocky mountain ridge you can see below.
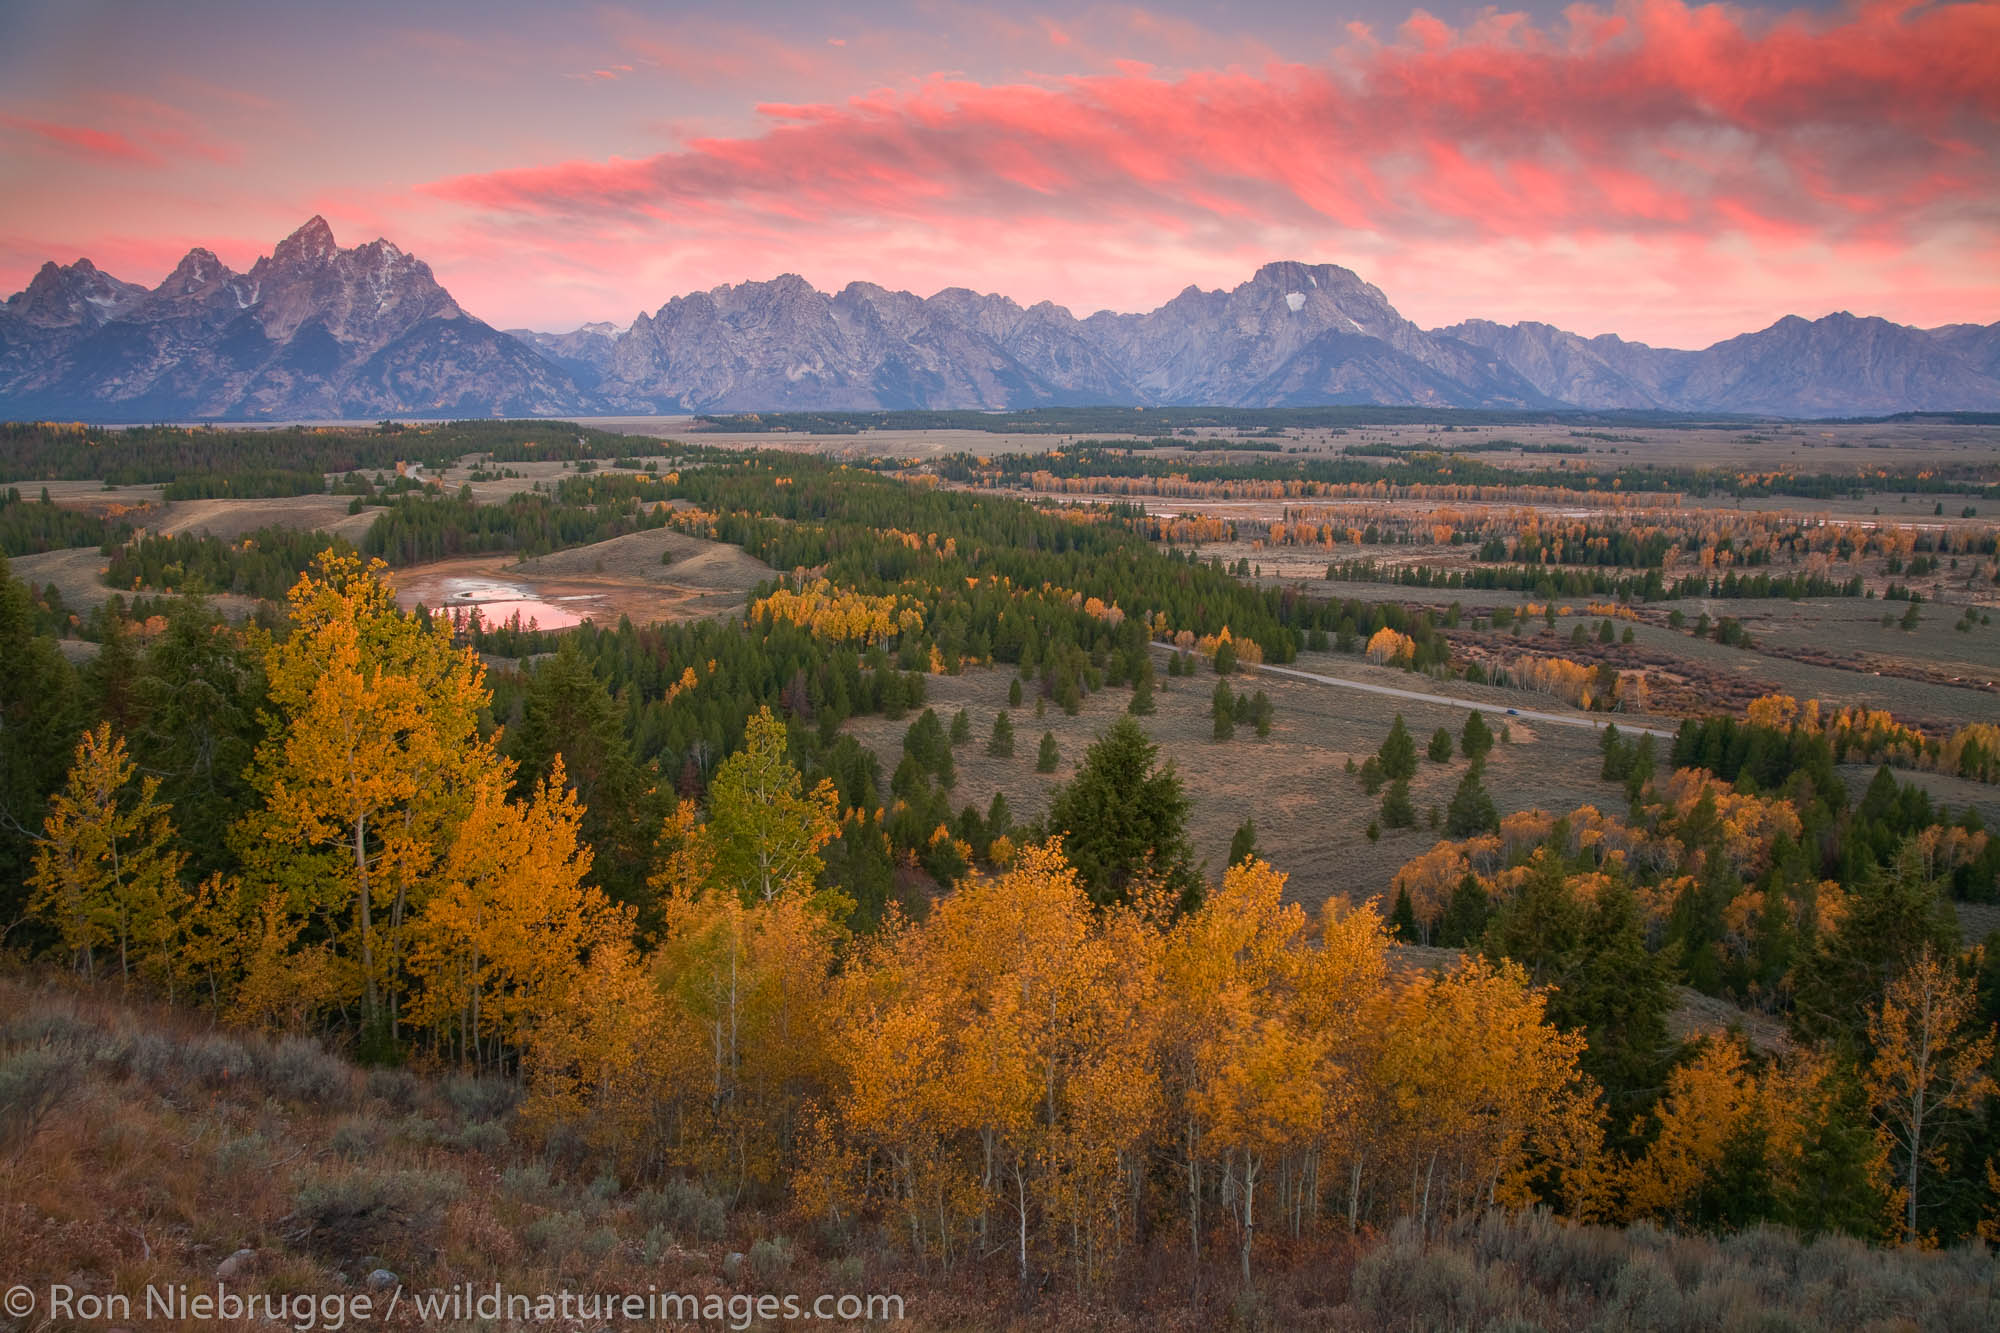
[4,220,1995,419]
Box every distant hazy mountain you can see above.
[4,220,1996,419]
[0,218,588,420]
[1442,313,2000,416]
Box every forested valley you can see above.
[4,423,1999,1327]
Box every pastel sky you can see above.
[1,0,1995,347]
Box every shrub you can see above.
[1351,1223,1523,1327]
[443,1074,517,1123]
[177,1033,258,1089]
[524,1209,616,1262]
[501,1162,562,1205]
[366,1067,421,1113]
[451,1120,509,1154]
[292,1167,465,1260]
[329,1117,385,1160]
[0,1047,78,1158]
[266,1035,350,1105]
[635,1178,726,1242]
[749,1235,796,1283]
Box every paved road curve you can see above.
[1148,642,1677,740]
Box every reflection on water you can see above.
[444,599,584,631]
[398,576,588,631]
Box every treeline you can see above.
[361,475,675,565]
[0,486,132,556]
[1326,559,1863,602]
[938,445,2000,502]
[0,420,684,484]
[105,527,358,600]
[163,469,329,500]
[697,406,1729,434]
[1329,559,1674,601]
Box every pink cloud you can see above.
[428,0,2000,258]
[1,116,159,165]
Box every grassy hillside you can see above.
[4,974,1993,1332]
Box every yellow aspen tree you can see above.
[231,888,343,1033]
[1865,945,1999,1245]
[410,760,620,1069]
[29,723,186,988]
[1162,858,1320,1282]
[240,551,499,1041]
[1298,897,1395,1233]
[1621,1036,1761,1225]
[1380,959,1605,1232]
[521,936,675,1171]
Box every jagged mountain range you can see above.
[3,219,1996,420]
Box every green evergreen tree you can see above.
[988,710,1015,758]
[1008,676,1023,707]
[1437,875,1491,946]
[1428,726,1454,763]
[1461,710,1494,765]
[0,556,83,920]
[1445,767,1500,836]
[1045,716,1199,911]
[1600,723,1629,780]
[1791,837,1962,1044]
[1388,886,1419,942]
[132,595,263,881]
[1380,778,1416,829]
[985,790,1012,841]
[1035,730,1060,773]
[1128,654,1156,715]
[949,708,972,746]
[1229,817,1260,866]
[1213,638,1237,674]
[1379,714,1417,780]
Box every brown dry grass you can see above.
[839,657,1631,913]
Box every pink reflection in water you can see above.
[445,599,584,631]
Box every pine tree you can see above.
[1461,710,1494,765]
[1388,886,1418,941]
[1437,875,1491,946]
[511,637,653,906]
[1600,723,1628,780]
[1379,715,1417,780]
[988,710,1015,757]
[1446,767,1500,836]
[0,555,81,915]
[1045,716,1198,911]
[1008,677,1023,707]
[1128,654,1156,715]
[1229,818,1260,866]
[1036,730,1060,773]
[1250,690,1272,737]
[950,708,972,746]
[1428,727,1454,763]
[1380,778,1416,829]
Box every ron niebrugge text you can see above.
[15,1282,906,1329]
